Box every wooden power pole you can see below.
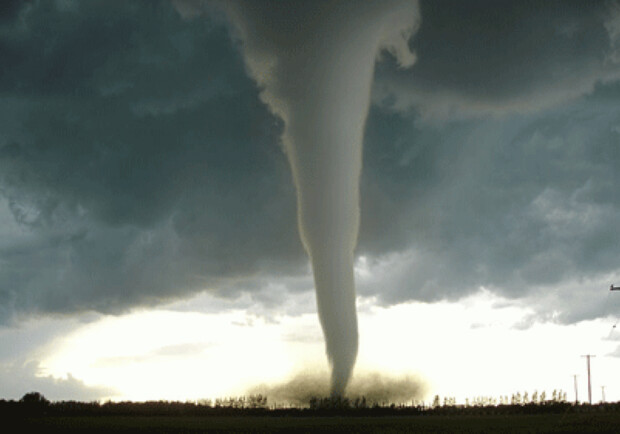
[581,355,596,404]
[573,374,579,404]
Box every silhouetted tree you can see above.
[353,396,367,409]
[308,396,351,410]
[20,392,49,415]
[247,394,267,409]
[20,392,49,405]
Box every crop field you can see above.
[18,412,620,433]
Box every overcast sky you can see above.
[1,0,620,403]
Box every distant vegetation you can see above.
[5,392,620,433]
[2,390,618,417]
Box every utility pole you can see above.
[581,355,596,404]
[573,374,579,404]
[601,386,606,403]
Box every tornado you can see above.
[213,0,420,396]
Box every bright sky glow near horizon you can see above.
[2,0,620,406]
[27,288,620,404]
[15,277,620,405]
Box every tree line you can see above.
[3,391,620,418]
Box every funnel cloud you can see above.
[217,0,420,395]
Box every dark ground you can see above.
[17,412,620,433]
[6,397,620,433]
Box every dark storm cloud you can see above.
[374,0,620,118]
[358,83,620,320]
[0,0,303,322]
[0,0,26,24]
[1,0,619,325]
[353,0,620,319]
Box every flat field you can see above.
[19,412,620,433]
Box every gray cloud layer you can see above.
[374,0,620,118]
[0,0,303,322]
[0,0,619,325]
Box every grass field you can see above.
[19,412,620,433]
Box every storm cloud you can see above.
[0,0,303,322]
[0,0,619,325]
[374,0,620,118]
